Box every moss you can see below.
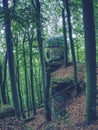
[50,76,74,101]
[50,76,74,89]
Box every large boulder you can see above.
[50,77,75,119]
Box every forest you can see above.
[0,0,98,130]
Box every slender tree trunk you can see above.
[76,44,80,62]
[28,32,36,115]
[22,34,29,117]
[35,0,51,121]
[62,7,68,67]
[38,66,43,103]
[15,38,25,118]
[45,66,51,121]
[6,84,10,104]
[65,0,77,82]
[33,61,43,106]
[1,51,7,104]
[82,0,97,124]
[33,70,40,106]
[3,0,20,117]
[34,63,43,104]
[0,63,3,104]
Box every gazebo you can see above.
[44,36,64,62]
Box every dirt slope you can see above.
[27,64,98,130]
[1,63,98,130]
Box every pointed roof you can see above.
[45,35,64,47]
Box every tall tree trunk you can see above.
[35,0,51,121]
[45,67,51,121]
[6,84,10,104]
[0,62,3,104]
[62,7,68,67]
[38,66,43,103]
[82,0,97,124]
[1,51,7,104]
[28,32,36,115]
[3,0,20,117]
[65,0,77,82]
[76,43,80,62]
[15,38,25,118]
[38,65,43,103]
[33,66,40,106]
[22,34,29,117]
[34,63,43,105]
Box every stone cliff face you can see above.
[50,77,74,119]
[49,63,85,119]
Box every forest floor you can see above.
[1,63,98,130]
[27,93,98,130]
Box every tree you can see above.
[1,51,7,104]
[57,0,69,67]
[82,0,97,124]
[0,62,3,104]
[34,0,51,121]
[28,30,36,115]
[62,6,68,67]
[22,33,29,116]
[3,0,20,117]
[65,0,77,82]
[15,37,25,118]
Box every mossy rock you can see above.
[50,77,74,100]
[50,77,75,119]
[0,105,15,119]
[46,60,63,72]
[50,77,74,89]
